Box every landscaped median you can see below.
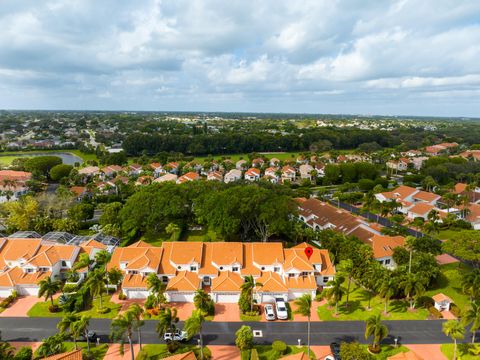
[27,294,121,318]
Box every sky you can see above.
[0,0,480,117]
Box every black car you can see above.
[80,330,97,342]
[330,342,341,360]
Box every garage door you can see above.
[260,293,287,303]
[214,293,240,303]
[168,292,195,302]
[125,290,149,299]
[288,290,309,300]
[0,288,13,298]
[17,286,39,296]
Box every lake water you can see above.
[0,152,84,165]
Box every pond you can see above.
[0,152,84,165]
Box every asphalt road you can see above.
[0,318,471,346]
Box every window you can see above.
[288,273,295,278]
[39,267,49,272]
[301,272,310,276]
[177,266,182,270]
[385,259,391,265]
[232,267,239,272]
[273,267,280,273]
[25,268,34,273]
[190,266,197,272]
[61,261,67,267]
[129,270,138,275]
[323,277,329,283]
[219,266,224,270]
[162,276,168,283]
[261,267,265,271]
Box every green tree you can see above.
[49,164,73,181]
[52,218,79,233]
[128,303,145,350]
[338,259,354,308]
[25,156,62,177]
[339,342,374,360]
[400,273,425,309]
[73,252,93,274]
[68,203,94,222]
[2,196,38,231]
[378,277,397,314]
[156,307,179,338]
[85,268,107,310]
[184,309,206,359]
[13,346,32,360]
[235,325,253,351]
[194,289,213,316]
[146,273,167,308]
[111,309,137,360]
[443,231,480,268]
[462,301,480,343]
[443,320,465,360]
[38,276,62,308]
[240,275,262,313]
[323,276,345,315]
[293,294,312,358]
[99,202,123,228]
[36,333,67,358]
[462,269,480,301]
[57,313,81,350]
[364,314,388,350]
[0,342,14,360]
[73,315,92,355]
[165,223,181,241]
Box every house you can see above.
[77,166,100,180]
[297,198,381,243]
[166,162,179,174]
[406,202,443,220]
[375,185,440,215]
[244,168,260,181]
[107,241,335,301]
[224,169,242,183]
[0,238,104,297]
[281,165,296,183]
[403,150,422,157]
[386,158,409,172]
[207,171,223,181]
[150,163,165,177]
[432,293,453,311]
[128,163,143,176]
[464,203,480,229]
[69,186,90,201]
[263,167,279,183]
[410,156,429,170]
[367,234,405,269]
[269,158,280,166]
[177,172,200,184]
[154,173,178,183]
[252,158,265,167]
[101,165,123,179]
[135,176,153,186]
[236,159,247,170]
[459,150,480,161]
[0,170,32,202]
[425,142,458,156]
[299,164,314,180]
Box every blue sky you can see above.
[0,0,479,117]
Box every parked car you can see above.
[80,330,97,342]
[264,304,276,321]
[164,330,188,342]
[275,299,288,320]
[330,342,341,360]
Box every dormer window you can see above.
[177,266,181,270]
[25,268,34,273]
[190,266,197,272]
[273,267,280,273]
[39,267,49,272]
[288,273,295,278]
[61,261,67,267]
[301,272,310,276]
[261,267,265,271]
[232,266,239,272]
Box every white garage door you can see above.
[125,290,149,299]
[288,290,309,300]
[0,288,13,298]
[168,292,195,302]
[214,293,240,303]
[17,286,39,296]
[260,293,287,304]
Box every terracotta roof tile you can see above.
[166,270,200,292]
[211,271,243,292]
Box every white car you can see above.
[275,300,288,320]
[163,330,188,342]
[264,304,276,321]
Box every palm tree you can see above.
[323,276,345,315]
[462,269,480,301]
[165,223,181,241]
[184,309,206,359]
[146,273,166,306]
[86,269,106,310]
[338,259,354,308]
[194,289,212,315]
[128,303,145,350]
[293,294,312,358]
[241,275,262,312]
[378,277,397,314]
[400,274,425,309]
[111,311,136,360]
[365,314,388,350]
[443,320,465,360]
[38,276,62,308]
[73,315,91,354]
[0,342,15,359]
[73,253,93,274]
[156,307,179,338]
[405,236,416,274]
[94,249,111,268]
[462,301,480,343]
[57,313,81,350]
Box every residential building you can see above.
[224,169,242,183]
[177,172,200,184]
[281,165,296,183]
[375,185,441,216]
[367,234,405,269]
[269,158,280,166]
[386,158,409,172]
[244,168,260,181]
[299,164,314,180]
[236,159,247,170]
[0,170,32,202]
[252,158,265,167]
[154,173,178,183]
[207,171,223,181]
[107,241,335,302]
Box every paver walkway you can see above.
[0,296,40,317]
[104,343,140,360]
[436,253,459,265]
[110,293,144,313]
[406,344,447,360]
[441,310,457,319]
[209,345,241,359]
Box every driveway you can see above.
[0,296,39,317]
[167,302,196,320]
[405,344,447,360]
[104,343,140,360]
[310,345,332,360]
[214,303,240,321]
[110,293,145,314]
[289,300,325,321]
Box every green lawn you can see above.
[317,282,429,321]
[136,344,211,359]
[140,228,219,247]
[364,345,410,359]
[441,343,480,360]
[191,152,303,163]
[63,342,109,360]
[0,149,98,165]
[27,294,121,319]
[424,262,471,309]
[240,314,262,321]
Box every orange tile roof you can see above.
[0,170,32,182]
[211,271,243,292]
[43,349,83,360]
[283,249,315,272]
[69,186,86,196]
[1,239,42,262]
[256,272,288,292]
[252,243,284,265]
[166,270,200,292]
[369,234,405,259]
[408,202,435,216]
[198,243,218,276]
[454,183,468,194]
[122,273,149,289]
[412,191,440,203]
[107,246,163,272]
[245,168,260,177]
[240,244,261,276]
[0,266,51,286]
[287,275,317,289]
[211,242,243,266]
[432,293,452,303]
[169,242,203,264]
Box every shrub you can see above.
[14,346,32,360]
[250,348,259,360]
[49,304,60,313]
[368,344,381,354]
[272,340,287,355]
[145,294,156,309]
[62,284,77,293]
[0,294,16,308]
[97,307,110,314]
[118,292,127,300]
[167,341,180,353]
[450,303,461,318]
[428,306,443,319]
[416,296,434,309]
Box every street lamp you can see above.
[394,338,398,348]
[297,339,301,347]
[197,339,201,347]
